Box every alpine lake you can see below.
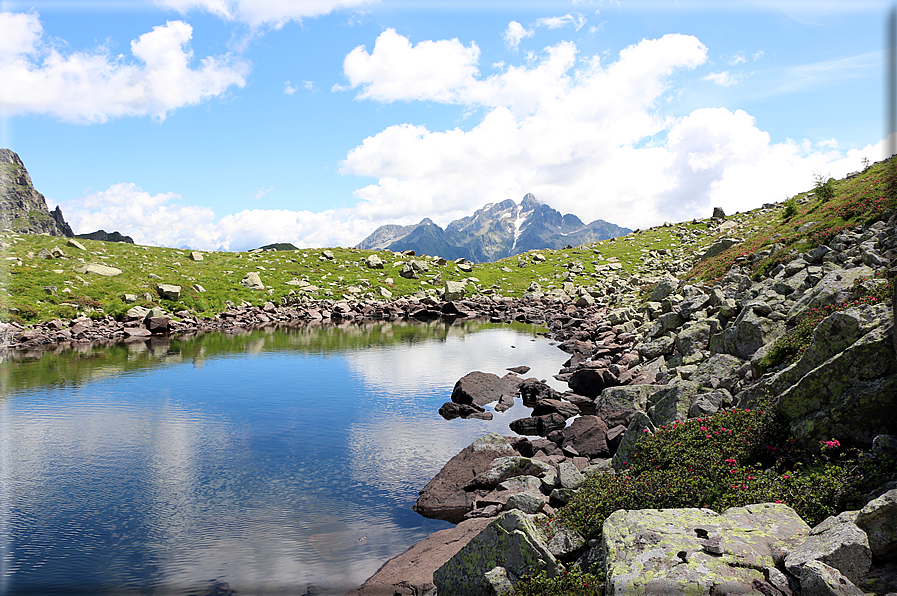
[0,319,570,595]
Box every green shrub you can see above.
[814,174,836,201]
[513,567,603,596]
[782,197,798,220]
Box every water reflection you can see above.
[0,320,568,595]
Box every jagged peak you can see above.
[520,193,539,210]
[419,217,435,225]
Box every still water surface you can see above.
[0,320,568,595]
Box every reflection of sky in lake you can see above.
[0,324,568,595]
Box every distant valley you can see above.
[356,193,631,262]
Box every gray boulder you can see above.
[364,254,384,269]
[648,275,680,302]
[78,263,122,277]
[675,322,712,355]
[647,380,700,426]
[468,456,554,489]
[156,284,181,301]
[611,411,656,471]
[603,503,810,596]
[787,266,875,323]
[709,303,786,360]
[598,384,662,412]
[856,488,897,561]
[785,510,872,584]
[433,510,561,595]
[241,272,264,289]
[798,560,865,596]
[687,389,733,418]
[444,280,465,301]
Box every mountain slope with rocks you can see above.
[356,194,631,262]
[0,149,74,237]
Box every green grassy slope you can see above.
[0,157,893,326]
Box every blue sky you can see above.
[1,0,894,251]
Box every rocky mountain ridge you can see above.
[0,148,74,237]
[357,193,631,262]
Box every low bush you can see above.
[514,567,602,596]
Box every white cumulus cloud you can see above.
[153,0,373,28]
[0,12,249,123]
[334,30,885,234]
[503,21,534,52]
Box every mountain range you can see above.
[356,194,631,262]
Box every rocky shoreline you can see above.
[348,211,897,595]
[3,209,897,595]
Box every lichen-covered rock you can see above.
[786,266,875,323]
[602,503,810,596]
[776,324,897,445]
[597,384,662,412]
[433,510,561,596]
[241,271,264,289]
[611,411,656,471]
[468,456,554,489]
[856,489,897,561]
[688,389,733,419]
[709,304,786,360]
[692,353,744,392]
[78,263,122,277]
[444,280,465,301]
[785,510,871,584]
[798,559,866,596]
[647,380,700,426]
[675,322,712,356]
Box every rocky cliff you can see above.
[357,194,630,262]
[0,149,74,237]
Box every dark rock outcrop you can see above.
[0,148,73,237]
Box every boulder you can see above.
[241,272,264,289]
[709,304,786,360]
[189,251,203,261]
[67,238,87,250]
[125,305,151,321]
[519,378,561,406]
[603,503,810,596]
[347,517,491,596]
[414,433,517,523]
[451,371,521,410]
[675,322,712,356]
[530,398,579,419]
[560,416,610,459]
[692,354,744,391]
[648,275,681,302]
[444,280,466,301]
[568,368,618,398]
[78,263,122,277]
[611,412,656,471]
[688,389,733,418]
[557,461,585,490]
[648,380,701,426]
[776,322,897,445]
[509,413,567,437]
[798,560,866,596]
[480,476,545,508]
[856,489,897,561]
[156,284,181,301]
[786,266,875,323]
[433,510,561,596]
[439,402,485,420]
[364,254,384,269]
[467,456,554,489]
[597,384,661,412]
[785,510,871,585]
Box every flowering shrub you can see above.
[558,401,895,543]
[513,567,602,596]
